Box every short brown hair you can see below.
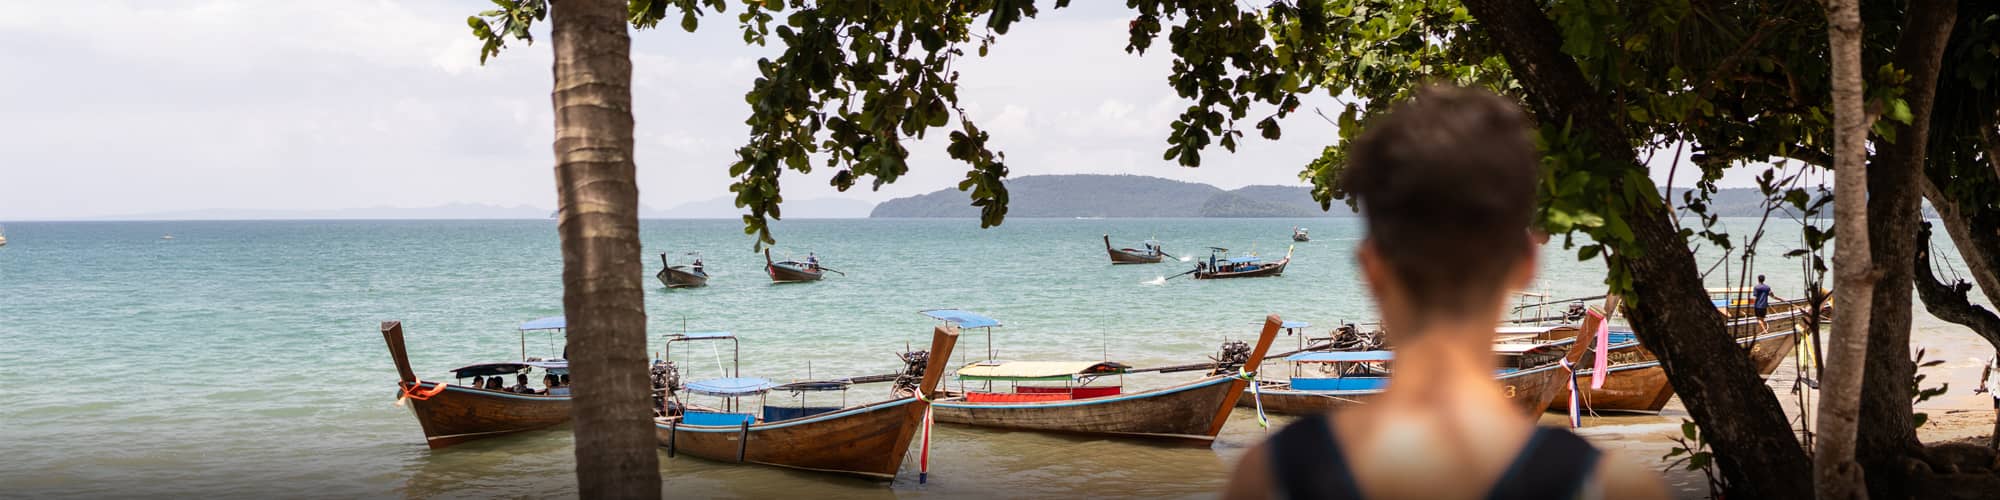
[1343,85,1540,315]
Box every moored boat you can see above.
[924,309,1281,442]
[1547,307,1811,412]
[765,249,838,283]
[657,252,710,288]
[1241,310,1606,416]
[652,326,959,479]
[381,317,575,448]
[1291,226,1309,242]
[1104,234,1168,264]
[1191,246,1291,279]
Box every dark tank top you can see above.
[1268,413,1601,500]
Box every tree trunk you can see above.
[1855,2,1957,497]
[1914,221,2000,346]
[549,1,660,498]
[1457,1,1813,496]
[1815,0,1873,496]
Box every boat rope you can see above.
[400,379,448,403]
[1235,367,1269,429]
[1560,358,1582,429]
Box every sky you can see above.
[0,1,1787,220]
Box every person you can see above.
[807,252,820,270]
[471,376,487,389]
[484,376,505,391]
[512,373,533,394]
[1222,85,1665,500]
[1979,355,1999,450]
[692,258,704,275]
[544,374,560,393]
[1752,275,1773,332]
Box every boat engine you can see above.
[1208,340,1252,376]
[650,360,681,417]
[1564,302,1588,322]
[1318,323,1385,352]
[890,349,931,396]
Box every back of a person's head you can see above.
[1344,85,1539,321]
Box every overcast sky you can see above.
[0,1,1781,220]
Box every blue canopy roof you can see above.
[1288,351,1395,363]
[686,377,777,396]
[1280,320,1310,329]
[676,331,734,340]
[920,309,1002,329]
[519,316,566,331]
[1226,256,1263,264]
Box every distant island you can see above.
[871,175,1344,218]
[871,174,1858,219]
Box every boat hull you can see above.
[1194,258,1288,279]
[1240,362,1575,416]
[657,267,709,288]
[767,264,825,282]
[400,382,572,448]
[1105,235,1164,264]
[934,376,1243,441]
[1552,309,1806,412]
[657,398,925,479]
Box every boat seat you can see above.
[682,411,757,427]
[965,392,1071,403]
[1290,377,1388,391]
[1016,385,1123,399]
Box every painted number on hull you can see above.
[1503,386,1517,398]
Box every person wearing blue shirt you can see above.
[1752,275,1773,332]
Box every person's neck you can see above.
[1377,316,1509,408]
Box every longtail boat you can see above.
[657,252,710,288]
[381,317,574,448]
[1292,226,1310,242]
[1104,234,1168,264]
[1546,306,1812,412]
[1191,246,1291,280]
[1240,309,1605,416]
[653,327,958,480]
[765,249,837,283]
[923,309,1280,442]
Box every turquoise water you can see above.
[0,217,1980,498]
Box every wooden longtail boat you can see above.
[1291,226,1310,242]
[764,249,832,283]
[653,327,958,479]
[1240,311,1605,416]
[1547,307,1811,412]
[1104,234,1167,264]
[1191,246,1291,280]
[923,309,1280,442]
[381,317,574,449]
[657,252,710,288]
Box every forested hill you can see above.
[868,174,1351,218]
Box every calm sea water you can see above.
[0,217,1987,499]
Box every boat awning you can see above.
[673,331,734,340]
[449,362,530,378]
[1280,320,1310,329]
[1288,351,1394,363]
[525,360,568,370]
[920,309,1001,329]
[1494,325,1566,335]
[519,316,566,331]
[1493,343,1565,355]
[686,377,777,396]
[1226,256,1262,264]
[955,361,1129,381]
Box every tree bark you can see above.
[1816,0,1873,496]
[549,1,660,498]
[1915,221,2000,346]
[1458,1,1813,496]
[1855,2,1958,497]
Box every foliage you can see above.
[1910,347,1951,428]
[1662,418,1728,498]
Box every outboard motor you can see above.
[1208,340,1252,376]
[650,360,680,417]
[891,349,931,396]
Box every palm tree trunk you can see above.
[1814,0,1872,497]
[549,1,659,498]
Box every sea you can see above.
[0,217,1990,499]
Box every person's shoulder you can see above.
[1592,450,1669,500]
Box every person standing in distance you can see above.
[1222,85,1665,500]
[1752,275,1774,333]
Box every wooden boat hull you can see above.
[657,267,709,288]
[1552,309,1806,412]
[382,321,571,449]
[934,375,1241,441]
[1240,362,1576,416]
[1292,235,1309,242]
[764,249,825,283]
[657,398,925,479]
[1105,235,1164,264]
[1194,258,1288,279]
[933,315,1282,442]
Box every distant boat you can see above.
[1103,234,1170,264]
[1190,246,1291,279]
[0,225,8,247]
[765,249,841,283]
[1074,216,1106,220]
[161,234,175,240]
[653,327,959,479]
[380,316,574,448]
[657,252,710,288]
[1292,227,1310,242]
